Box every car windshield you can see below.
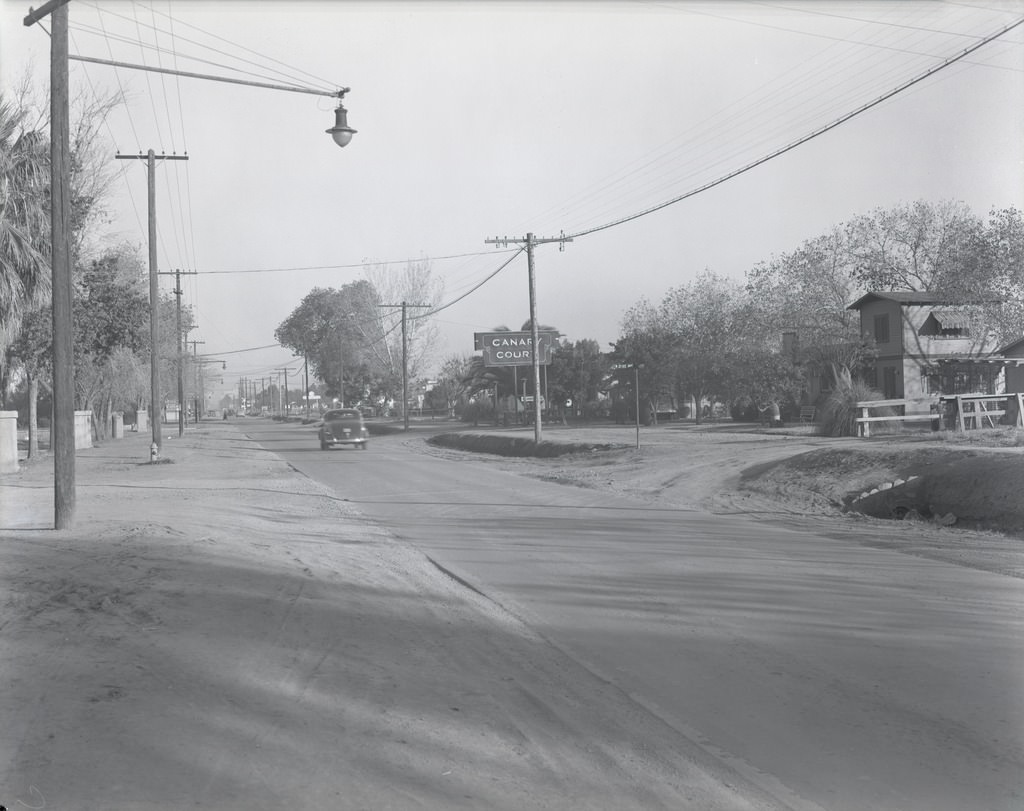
[325,410,360,421]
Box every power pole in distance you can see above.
[188,339,205,422]
[278,368,291,418]
[484,232,571,443]
[378,302,429,430]
[159,268,197,437]
[116,150,188,455]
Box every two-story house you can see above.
[847,291,1005,401]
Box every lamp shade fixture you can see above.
[326,102,356,148]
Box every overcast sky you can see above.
[3,0,1023,400]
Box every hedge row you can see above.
[427,432,624,458]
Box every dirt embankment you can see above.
[429,423,1024,545]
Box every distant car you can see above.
[318,408,369,450]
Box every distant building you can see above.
[846,291,1018,400]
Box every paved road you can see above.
[251,420,1024,811]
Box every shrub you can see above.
[819,375,892,437]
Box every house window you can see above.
[873,313,890,344]
[922,309,970,339]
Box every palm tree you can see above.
[0,95,50,360]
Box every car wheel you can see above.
[361,442,368,450]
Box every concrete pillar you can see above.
[0,411,18,474]
[111,411,125,439]
[74,410,92,450]
[136,409,149,432]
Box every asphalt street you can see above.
[251,420,1023,811]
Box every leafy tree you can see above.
[977,206,1024,344]
[6,304,50,455]
[275,280,381,407]
[660,270,746,424]
[613,298,680,423]
[745,226,870,386]
[72,245,169,439]
[547,338,606,420]
[726,344,805,421]
[429,353,474,417]
[847,200,983,293]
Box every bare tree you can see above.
[362,259,443,407]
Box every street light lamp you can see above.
[65,53,357,148]
[326,92,357,148]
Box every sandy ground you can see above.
[1,423,796,811]
[1,419,1021,809]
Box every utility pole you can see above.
[338,341,344,408]
[484,232,571,443]
[45,0,72,525]
[303,356,310,421]
[25,0,72,527]
[278,368,291,418]
[188,339,204,422]
[159,268,196,437]
[378,302,429,430]
[116,151,188,455]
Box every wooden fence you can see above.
[854,393,1024,438]
[939,392,1024,432]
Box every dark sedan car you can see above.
[318,408,369,450]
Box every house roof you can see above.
[997,336,1024,356]
[847,291,1001,310]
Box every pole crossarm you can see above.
[23,0,70,26]
[158,269,198,277]
[116,153,189,161]
[70,54,349,100]
[485,232,573,252]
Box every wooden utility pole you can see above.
[484,232,571,443]
[49,2,73,526]
[160,268,196,437]
[278,368,291,417]
[303,357,310,421]
[378,302,429,430]
[116,151,188,453]
[188,339,205,421]
[25,0,73,527]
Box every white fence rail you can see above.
[854,393,1023,438]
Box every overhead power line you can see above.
[561,15,1024,242]
[195,249,518,274]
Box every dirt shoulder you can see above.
[0,423,790,811]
